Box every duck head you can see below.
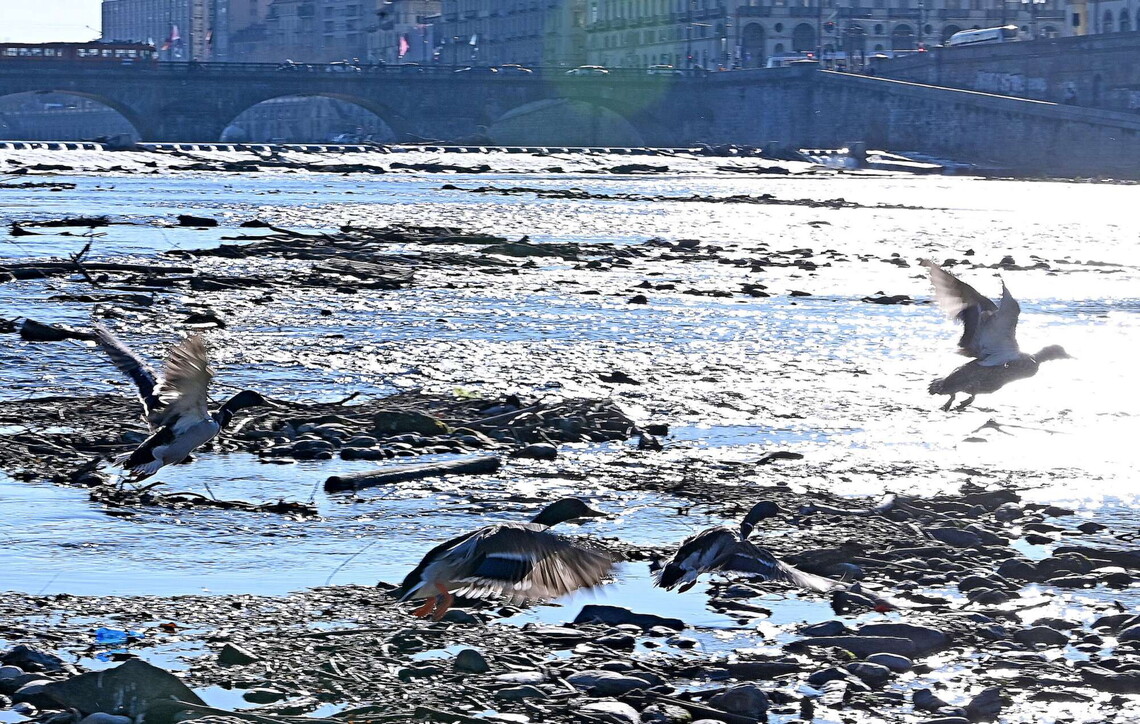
[215,390,277,428]
[1035,345,1073,363]
[530,497,606,528]
[740,500,787,539]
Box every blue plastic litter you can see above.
[94,627,142,644]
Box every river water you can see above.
[1,150,1138,619]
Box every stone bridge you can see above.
[3,62,1140,177]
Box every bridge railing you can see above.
[0,59,731,79]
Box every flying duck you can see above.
[392,497,615,620]
[94,323,274,479]
[921,260,1072,411]
[655,501,841,593]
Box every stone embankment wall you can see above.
[872,31,1140,113]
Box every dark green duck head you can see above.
[740,500,787,539]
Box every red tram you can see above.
[0,42,157,64]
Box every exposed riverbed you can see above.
[0,148,1138,724]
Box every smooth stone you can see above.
[595,633,636,649]
[926,528,981,548]
[924,718,970,724]
[801,620,849,637]
[995,558,1038,580]
[640,703,694,724]
[708,683,769,716]
[78,714,132,724]
[806,667,848,687]
[454,648,490,674]
[866,653,913,672]
[217,643,260,666]
[0,666,23,680]
[494,685,546,701]
[573,605,683,631]
[913,687,952,711]
[1117,624,1140,643]
[967,588,1011,605]
[1080,666,1140,694]
[1013,626,1069,647]
[242,688,287,703]
[793,636,916,658]
[964,686,1003,721]
[846,662,891,687]
[577,700,640,724]
[566,670,651,696]
[666,636,698,649]
[855,624,950,655]
[1,645,65,673]
[494,671,546,685]
[513,443,557,460]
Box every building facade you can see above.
[366,0,440,64]
[582,0,1066,70]
[1068,0,1138,34]
[102,0,214,61]
[433,0,587,67]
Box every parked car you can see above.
[496,63,533,74]
[454,65,499,74]
[566,65,609,76]
[646,64,683,76]
[325,61,361,73]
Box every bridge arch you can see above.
[221,92,401,143]
[0,89,149,141]
[488,98,655,147]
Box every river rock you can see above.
[494,685,546,700]
[0,666,23,680]
[866,653,913,672]
[2,645,65,673]
[640,703,693,724]
[855,624,950,655]
[807,667,848,687]
[495,671,546,685]
[964,686,1003,721]
[243,688,287,704]
[454,648,490,674]
[996,558,1039,581]
[926,527,981,548]
[573,605,683,631]
[845,662,891,687]
[38,659,205,717]
[217,643,259,666]
[12,682,57,708]
[913,687,952,711]
[566,670,651,696]
[709,683,769,717]
[1013,626,1069,647]
[793,636,916,658]
[801,620,849,637]
[512,443,557,460]
[577,700,640,724]
[1117,624,1140,643]
[78,715,132,724]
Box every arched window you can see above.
[941,24,961,43]
[1103,9,1114,31]
[741,22,766,67]
[792,22,816,51]
[1120,9,1131,31]
[891,23,915,49]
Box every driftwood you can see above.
[324,455,501,492]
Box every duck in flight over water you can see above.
[392,497,614,620]
[94,323,275,479]
[921,260,1072,412]
[655,501,842,594]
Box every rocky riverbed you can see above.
[1,150,1139,724]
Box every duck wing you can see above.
[94,323,161,418]
[149,334,214,428]
[425,523,614,602]
[713,540,843,593]
[655,527,738,589]
[921,260,1021,365]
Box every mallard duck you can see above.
[393,497,614,620]
[94,323,274,479]
[655,501,841,593]
[921,260,1072,411]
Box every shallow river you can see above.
[1,151,1137,621]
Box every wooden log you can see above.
[324,455,500,492]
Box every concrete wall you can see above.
[874,31,1140,113]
